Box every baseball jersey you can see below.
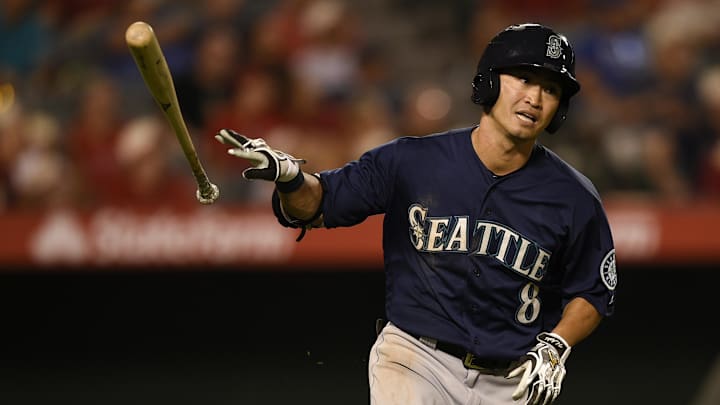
[319,126,617,360]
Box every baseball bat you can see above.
[125,21,219,204]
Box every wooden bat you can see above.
[125,21,219,204]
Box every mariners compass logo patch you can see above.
[546,35,563,59]
[600,249,617,291]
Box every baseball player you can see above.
[215,23,617,405]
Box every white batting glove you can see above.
[214,129,305,182]
[507,332,571,405]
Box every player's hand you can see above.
[215,129,305,182]
[507,332,571,405]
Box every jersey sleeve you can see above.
[319,140,398,228]
[559,197,617,317]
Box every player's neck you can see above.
[471,124,535,176]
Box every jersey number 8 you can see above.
[516,282,541,324]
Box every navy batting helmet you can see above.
[471,23,580,133]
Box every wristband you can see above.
[276,171,304,193]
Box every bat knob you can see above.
[196,183,220,204]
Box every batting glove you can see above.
[507,332,571,405]
[215,129,305,183]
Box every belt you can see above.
[415,335,515,375]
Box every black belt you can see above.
[415,335,515,375]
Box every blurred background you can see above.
[1,0,719,404]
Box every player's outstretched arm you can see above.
[508,297,602,405]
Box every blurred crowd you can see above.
[2,0,720,212]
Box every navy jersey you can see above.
[319,127,617,360]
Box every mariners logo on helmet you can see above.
[600,249,617,291]
[546,35,563,59]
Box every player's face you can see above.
[489,67,562,141]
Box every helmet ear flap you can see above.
[471,71,500,106]
[471,74,484,104]
[545,98,569,133]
